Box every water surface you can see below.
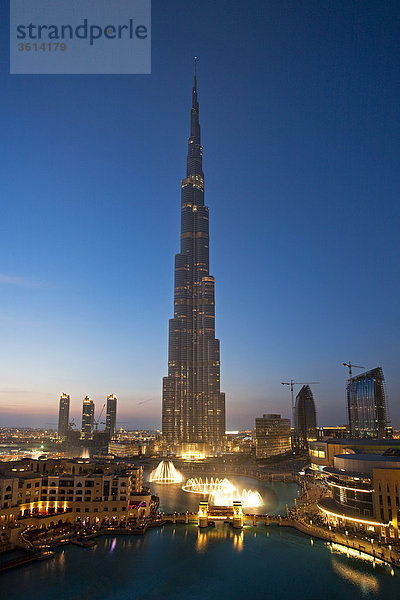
[2,526,397,600]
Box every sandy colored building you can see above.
[0,458,152,533]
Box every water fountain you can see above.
[182,477,236,495]
[239,489,264,508]
[149,460,184,484]
[208,488,263,508]
[182,476,263,508]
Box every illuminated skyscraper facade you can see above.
[347,367,388,438]
[106,394,117,439]
[162,71,226,454]
[57,393,70,440]
[81,396,95,441]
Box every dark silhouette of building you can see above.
[57,393,70,440]
[162,68,225,455]
[347,367,388,438]
[294,385,317,448]
[81,396,94,441]
[106,394,117,439]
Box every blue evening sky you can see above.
[0,0,399,429]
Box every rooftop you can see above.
[313,439,400,447]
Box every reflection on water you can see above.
[196,525,244,553]
[1,526,398,600]
[332,557,380,595]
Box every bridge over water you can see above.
[160,502,293,529]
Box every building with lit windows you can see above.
[255,414,291,459]
[81,396,95,441]
[57,393,70,440]
[106,394,117,439]
[309,438,400,473]
[0,458,152,537]
[109,441,141,457]
[347,367,388,438]
[162,69,225,456]
[317,452,400,539]
[294,385,317,448]
[317,426,348,440]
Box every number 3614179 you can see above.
[18,42,67,51]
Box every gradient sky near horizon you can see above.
[0,0,399,430]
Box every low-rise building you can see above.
[317,452,400,539]
[109,441,141,458]
[309,439,400,473]
[0,458,152,531]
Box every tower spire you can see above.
[188,59,202,177]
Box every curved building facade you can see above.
[318,453,400,539]
[294,385,317,448]
[347,367,388,438]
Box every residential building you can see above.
[81,396,95,441]
[106,394,117,439]
[0,458,151,533]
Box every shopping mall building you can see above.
[309,440,400,539]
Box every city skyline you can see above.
[0,1,399,430]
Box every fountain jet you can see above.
[183,477,263,508]
[182,477,235,495]
[149,460,183,484]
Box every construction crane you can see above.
[94,403,106,432]
[343,362,365,379]
[281,380,320,424]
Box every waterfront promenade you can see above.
[2,471,400,573]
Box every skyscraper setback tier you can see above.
[162,71,225,455]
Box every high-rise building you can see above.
[347,367,388,438]
[162,68,226,456]
[81,396,95,440]
[255,414,291,459]
[57,393,70,440]
[294,385,317,448]
[106,394,117,439]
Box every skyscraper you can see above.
[81,396,95,441]
[162,68,226,456]
[294,385,317,448]
[57,392,70,440]
[106,394,117,439]
[347,367,388,438]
